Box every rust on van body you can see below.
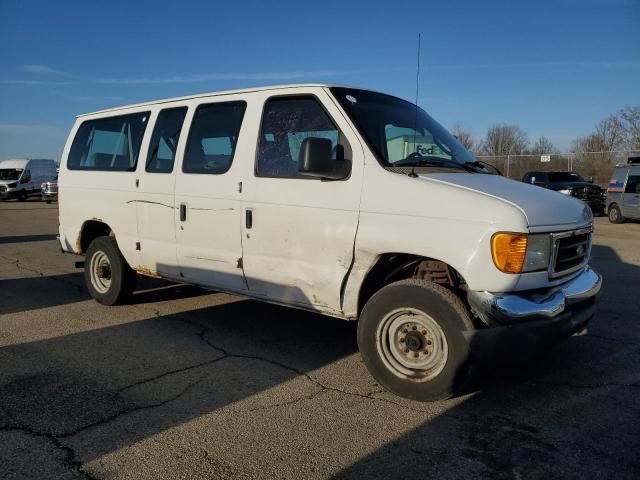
[134,266,161,278]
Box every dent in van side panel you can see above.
[340,167,527,317]
[239,88,365,314]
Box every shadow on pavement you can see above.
[0,282,358,464]
[0,234,59,245]
[0,273,85,315]
[1,245,638,477]
[332,244,640,479]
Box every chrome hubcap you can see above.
[376,308,448,382]
[89,250,111,294]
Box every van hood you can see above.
[418,173,592,229]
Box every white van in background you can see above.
[57,84,602,401]
[0,158,58,201]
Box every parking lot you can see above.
[0,200,638,479]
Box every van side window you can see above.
[146,107,187,173]
[625,175,640,194]
[256,97,339,178]
[183,101,246,174]
[68,112,149,171]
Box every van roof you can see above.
[0,159,55,168]
[0,159,29,168]
[78,83,347,118]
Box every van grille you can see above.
[550,230,592,278]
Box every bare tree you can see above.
[480,124,529,156]
[451,124,476,152]
[529,136,555,155]
[618,106,640,151]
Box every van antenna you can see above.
[413,33,421,156]
[408,33,421,178]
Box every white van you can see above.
[0,158,58,201]
[57,84,602,400]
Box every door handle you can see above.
[245,209,253,229]
[180,203,187,222]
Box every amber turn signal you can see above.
[491,233,528,274]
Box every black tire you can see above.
[608,204,623,224]
[17,190,28,201]
[45,199,52,204]
[84,236,137,306]
[358,279,475,401]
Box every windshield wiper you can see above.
[392,157,479,173]
[393,156,466,169]
[464,160,502,175]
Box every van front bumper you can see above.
[467,266,601,325]
[465,266,602,359]
[1,190,17,200]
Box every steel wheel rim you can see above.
[89,250,111,294]
[376,308,448,383]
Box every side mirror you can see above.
[20,172,30,184]
[299,137,351,180]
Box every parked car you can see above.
[522,171,606,215]
[606,159,640,223]
[0,158,57,201]
[57,84,602,401]
[41,175,59,203]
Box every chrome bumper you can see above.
[467,266,602,325]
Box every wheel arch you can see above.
[357,253,468,316]
[77,219,114,254]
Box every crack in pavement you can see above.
[0,425,100,480]
[0,254,83,290]
[152,309,436,415]
[58,375,207,439]
[117,357,226,393]
[1,375,207,480]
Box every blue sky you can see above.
[0,0,638,160]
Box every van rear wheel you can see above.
[608,205,623,224]
[357,279,474,401]
[84,236,137,305]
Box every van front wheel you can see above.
[608,205,623,224]
[84,236,137,305]
[358,279,474,401]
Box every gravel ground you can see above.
[1,200,639,479]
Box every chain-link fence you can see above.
[475,151,640,186]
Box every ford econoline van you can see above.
[57,84,602,401]
[606,160,640,223]
[0,158,57,201]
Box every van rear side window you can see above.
[183,101,246,174]
[146,107,187,173]
[68,112,149,171]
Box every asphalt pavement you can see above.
[1,200,639,479]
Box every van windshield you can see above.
[0,168,23,180]
[330,87,481,171]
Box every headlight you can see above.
[557,188,572,195]
[491,233,551,274]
